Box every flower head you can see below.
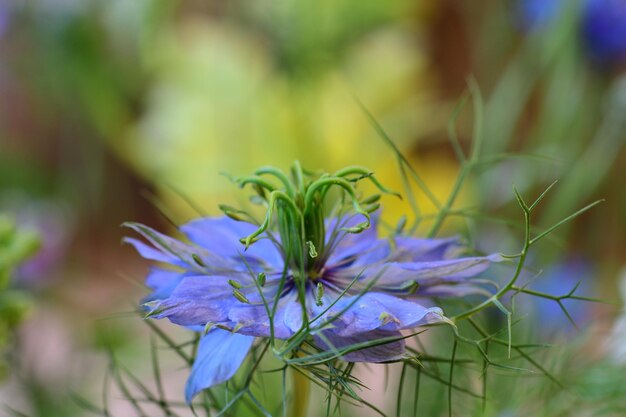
[126,163,500,403]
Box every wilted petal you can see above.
[315,329,406,362]
[185,329,254,403]
[181,217,283,268]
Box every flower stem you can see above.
[290,368,310,417]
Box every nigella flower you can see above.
[582,0,626,68]
[125,163,500,403]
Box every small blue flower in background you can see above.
[0,194,73,289]
[126,164,500,403]
[582,0,626,68]
[512,0,626,68]
[513,0,564,31]
[0,0,10,39]
[530,256,595,333]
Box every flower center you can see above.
[229,162,399,280]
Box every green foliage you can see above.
[0,214,39,379]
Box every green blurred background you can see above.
[1,0,625,415]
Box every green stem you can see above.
[290,368,310,417]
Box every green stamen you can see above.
[257,272,266,286]
[307,241,318,258]
[315,282,324,306]
[233,289,250,304]
[191,254,206,267]
[228,279,243,289]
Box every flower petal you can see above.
[383,254,502,283]
[185,329,254,404]
[124,237,182,265]
[124,222,233,272]
[320,292,445,336]
[227,290,300,338]
[390,237,463,262]
[415,284,493,298]
[325,213,386,267]
[143,267,186,302]
[333,254,501,292]
[150,275,254,327]
[315,329,406,362]
[181,217,283,268]
[283,299,304,333]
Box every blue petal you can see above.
[124,223,233,272]
[414,283,493,298]
[185,329,254,404]
[151,273,282,327]
[143,267,185,302]
[283,299,304,333]
[181,217,283,268]
[332,253,501,291]
[315,329,406,362]
[318,292,444,336]
[325,213,385,267]
[390,237,463,262]
[124,237,181,265]
[151,275,245,326]
[383,254,502,282]
[227,290,301,338]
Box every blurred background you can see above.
[1,0,626,416]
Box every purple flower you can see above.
[126,215,499,402]
[582,0,626,68]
